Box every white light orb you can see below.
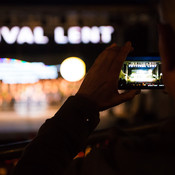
[60,57,86,82]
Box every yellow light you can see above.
[60,57,86,82]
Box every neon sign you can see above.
[0,26,114,45]
[0,26,49,44]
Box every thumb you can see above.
[99,90,140,111]
[116,90,141,104]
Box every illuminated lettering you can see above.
[81,26,91,44]
[0,26,49,44]
[1,26,19,44]
[81,26,100,44]
[68,27,81,44]
[90,26,100,44]
[34,27,49,44]
[54,26,114,44]
[54,27,68,44]
[0,25,114,45]
[100,26,114,43]
[17,27,34,44]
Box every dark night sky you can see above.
[0,0,158,6]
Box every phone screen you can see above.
[118,56,165,89]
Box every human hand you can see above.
[158,24,175,99]
[76,42,140,111]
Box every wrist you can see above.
[75,93,99,112]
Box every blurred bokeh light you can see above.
[60,57,86,82]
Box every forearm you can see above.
[13,96,100,175]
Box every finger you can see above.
[115,89,141,104]
[99,89,140,111]
[106,43,118,49]
[89,43,121,73]
[117,41,132,64]
[110,41,133,77]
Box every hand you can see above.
[76,42,140,111]
[158,24,175,98]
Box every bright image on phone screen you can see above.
[118,56,165,89]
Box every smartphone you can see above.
[118,56,165,89]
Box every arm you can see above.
[13,96,99,175]
[13,42,139,175]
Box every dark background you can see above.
[0,0,159,5]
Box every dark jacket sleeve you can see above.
[13,95,100,175]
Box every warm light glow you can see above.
[60,57,86,82]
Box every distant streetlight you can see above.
[60,57,86,82]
